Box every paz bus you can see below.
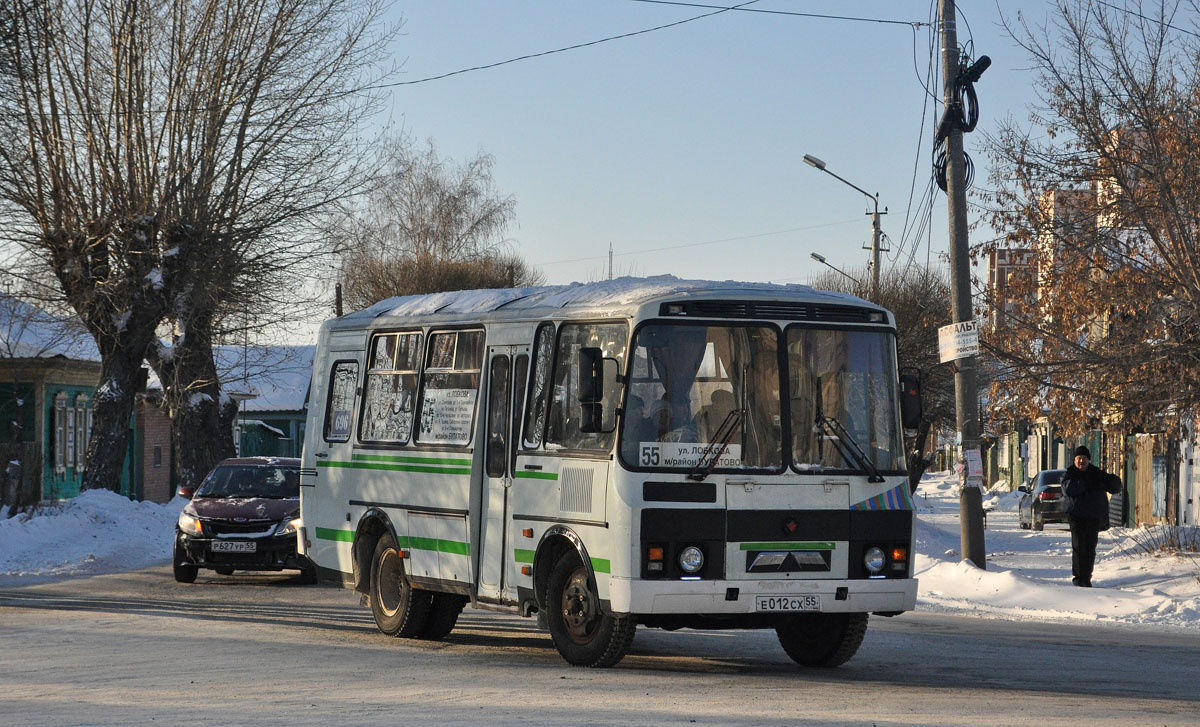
[297,277,921,668]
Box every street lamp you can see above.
[803,154,886,299]
[809,252,862,287]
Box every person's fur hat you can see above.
[1073,445,1091,460]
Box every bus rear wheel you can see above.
[545,551,635,667]
[370,534,430,638]
[419,593,468,640]
[776,612,869,668]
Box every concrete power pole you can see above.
[868,203,884,300]
[938,0,986,568]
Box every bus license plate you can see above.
[756,595,820,612]
[211,540,256,553]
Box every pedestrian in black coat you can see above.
[1060,445,1121,587]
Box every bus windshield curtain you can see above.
[649,327,707,437]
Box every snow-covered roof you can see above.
[332,275,875,331]
[215,345,315,413]
[0,295,99,362]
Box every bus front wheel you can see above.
[546,551,635,667]
[370,534,430,638]
[776,612,869,668]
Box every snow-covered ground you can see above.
[2,472,1198,629]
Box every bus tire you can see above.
[419,593,468,640]
[776,612,868,668]
[369,534,430,638]
[546,551,635,667]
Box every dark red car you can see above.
[173,457,315,583]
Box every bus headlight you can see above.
[864,546,886,575]
[679,546,705,574]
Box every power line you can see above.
[379,1,930,90]
[376,1,762,89]
[624,0,929,27]
[535,218,862,267]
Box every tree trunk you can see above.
[168,359,238,493]
[150,304,237,493]
[81,357,148,493]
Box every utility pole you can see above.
[867,204,884,300]
[939,0,986,568]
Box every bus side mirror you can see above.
[899,368,922,430]
[579,347,619,434]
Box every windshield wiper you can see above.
[815,415,885,483]
[687,408,744,482]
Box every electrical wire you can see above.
[624,0,930,27]
[376,1,764,89]
[535,218,862,267]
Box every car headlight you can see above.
[275,517,301,537]
[177,512,203,536]
[678,546,705,574]
[864,546,886,575]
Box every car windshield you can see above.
[194,465,300,499]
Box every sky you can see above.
[371,1,1052,289]
[3,471,1198,629]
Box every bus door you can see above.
[478,345,529,601]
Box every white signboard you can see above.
[965,448,983,479]
[636,442,742,469]
[938,319,980,363]
[419,388,477,445]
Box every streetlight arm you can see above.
[817,167,878,211]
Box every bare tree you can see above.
[0,0,394,491]
[979,0,1200,436]
[811,264,954,488]
[334,136,543,311]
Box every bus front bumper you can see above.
[607,576,918,615]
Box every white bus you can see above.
[298,277,921,668]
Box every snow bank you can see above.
[0,490,184,578]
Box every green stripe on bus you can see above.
[317,460,471,476]
[314,528,470,555]
[514,471,558,481]
[352,453,472,466]
[739,542,836,551]
[512,549,607,573]
[315,527,354,542]
[400,536,471,556]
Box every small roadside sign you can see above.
[938,319,980,363]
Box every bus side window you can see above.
[522,323,554,449]
[545,322,628,451]
[323,360,359,443]
[416,329,484,447]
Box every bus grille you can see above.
[560,468,594,513]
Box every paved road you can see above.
[2,567,1197,726]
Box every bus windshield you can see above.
[787,327,905,473]
[619,322,904,474]
[621,323,781,470]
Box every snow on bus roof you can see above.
[339,276,870,323]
